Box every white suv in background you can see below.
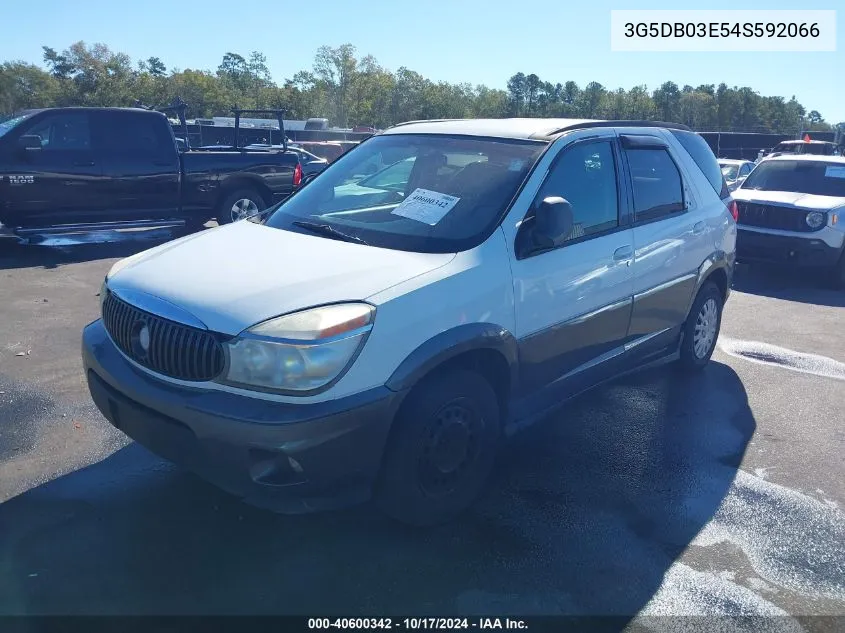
[82,118,737,525]
[733,155,845,288]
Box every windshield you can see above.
[263,134,546,253]
[720,164,739,180]
[0,113,35,138]
[740,160,845,197]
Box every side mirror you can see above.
[17,135,42,155]
[533,196,574,249]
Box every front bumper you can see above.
[82,319,405,513]
[736,228,844,268]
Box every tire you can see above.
[678,282,723,372]
[216,188,265,225]
[376,369,501,526]
[828,252,845,290]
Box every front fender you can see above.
[385,323,518,393]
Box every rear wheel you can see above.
[217,189,265,225]
[376,369,500,526]
[678,282,723,372]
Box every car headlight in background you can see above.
[805,211,826,229]
[221,303,375,393]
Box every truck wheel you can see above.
[677,282,723,372]
[217,189,265,224]
[376,369,500,527]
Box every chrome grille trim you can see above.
[102,291,224,382]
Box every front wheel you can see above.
[678,282,723,371]
[376,369,501,526]
[217,189,265,225]
[828,252,845,290]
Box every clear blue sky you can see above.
[4,0,844,122]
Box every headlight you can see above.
[806,211,826,229]
[220,303,375,394]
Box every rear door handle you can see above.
[692,221,706,235]
[74,161,96,167]
[613,245,633,263]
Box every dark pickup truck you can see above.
[0,106,303,236]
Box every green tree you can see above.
[506,72,527,116]
[653,81,681,121]
[313,44,358,127]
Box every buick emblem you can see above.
[139,325,151,352]
[130,320,151,358]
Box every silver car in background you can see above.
[719,159,755,192]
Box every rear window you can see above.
[626,148,685,221]
[671,130,729,198]
[94,112,175,159]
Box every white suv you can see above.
[732,154,845,288]
[82,118,737,525]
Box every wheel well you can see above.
[402,348,512,419]
[217,178,273,209]
[705,267,728,302]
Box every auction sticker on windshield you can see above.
[825,166,845,179]
[392,188,460,225]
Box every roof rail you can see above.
[389,118,461,128]
[550,120,692,135]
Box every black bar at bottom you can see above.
[1,616,841,633]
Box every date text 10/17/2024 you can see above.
[307,618,528,630]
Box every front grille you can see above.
[736,202,822,233]
[102,292,225,381]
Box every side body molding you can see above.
[385,323,519,393]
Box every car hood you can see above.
[107,221,455,335]
[732,188,845,210]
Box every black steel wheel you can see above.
[376,369,500,526]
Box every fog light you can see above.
[805,211,826,229]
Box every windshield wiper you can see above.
[291,220,368,245]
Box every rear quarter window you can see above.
[670,130,729,199]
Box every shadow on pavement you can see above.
[0,225,209,271]
[732,263,845,307]
[0,362,754,618]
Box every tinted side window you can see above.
[23,114,91,151]
[95,112,174,158]
[740,163,752,177]
[626,148,684,222]
[534,140,619,241]
[670,130,729,198]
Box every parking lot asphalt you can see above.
[0,232,843,628]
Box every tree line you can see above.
[0,41,836,134]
